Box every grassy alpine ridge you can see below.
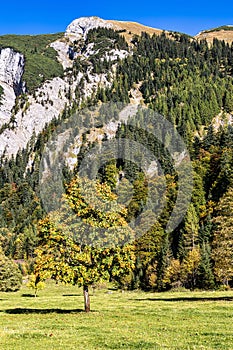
[203,25,233,33]
[0,33,64,92]
[0,282,233,350]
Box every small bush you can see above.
[0,251,22,292]
[27,274,45,297]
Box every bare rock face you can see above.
[0,77,70,155]
[0,48,25,127]
[0,48,25,94]
[0,68,112,155]
[65,16,115,40]
[0,83,16,127]
[50,40,73,70]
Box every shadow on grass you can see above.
[108,287,118,291]
[133,296,233,302]
[4,308,85,314]
[21,293,83,297]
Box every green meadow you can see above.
[0,282,233,350]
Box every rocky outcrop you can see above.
[0,48,25,127]
[0,68,112,155]
[0,83,16,127]
[50,40,73,70]
[51,17,123,68]
[0,48,25,94]
[65,16,116,40]
[0,77,69,155]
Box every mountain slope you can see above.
[0,16,175,156]
[195,25,233,44]
[107,19,164,41]
[0,17,128,155]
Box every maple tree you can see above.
[35,176,135,311]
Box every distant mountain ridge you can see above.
[0,16,233,156]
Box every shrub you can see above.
[0,250,22,292]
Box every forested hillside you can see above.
[0,25,233,291]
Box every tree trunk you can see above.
[83,285,90,312]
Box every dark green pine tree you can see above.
[197,243,215,289]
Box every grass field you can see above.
[0,281,233,350]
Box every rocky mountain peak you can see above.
[65,16,115,40]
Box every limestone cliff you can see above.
[0,48,25,127]
[0,48,24,94]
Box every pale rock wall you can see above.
[0,48,25,127]
[65,16,117,41]
[0,82,16,127]
[0,48,24,93]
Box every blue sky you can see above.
[0,0,232,36]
